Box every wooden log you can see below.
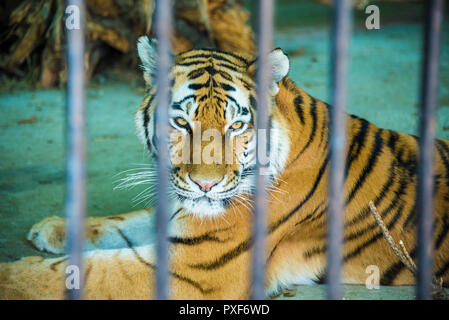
[5,0,54,71]
[2,0,255,87]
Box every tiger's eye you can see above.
[175,117,188,126]
[231,121,244,130]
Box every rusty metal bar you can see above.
[327,0,352,300]
[65,0,86,300]
[154,0,173,300]
[417,0,444,300]
[251,0,273,300]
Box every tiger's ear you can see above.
[137,36,157,85]
[247,48,290,95]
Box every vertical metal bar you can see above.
[154,0,173,300]
[65,0,86,300]
[327,0,351,300]
[417,0,444,301]
[251,0,273,300]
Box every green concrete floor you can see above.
[1,1,448,299]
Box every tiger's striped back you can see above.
[266,76,449,288]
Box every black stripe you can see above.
[220,83,236,91]
[403,201,417,230]
[380,247,415,285]
[314,270,327,284]
[151,116,158,151]
[435,213,449,250]
[226,95,245,114]
[303,206,327,225]
[345,161,400,228]
[169,230,230,246]
[249,95,256,110]
[84,263,92,286]
[188,239,251,270]
[182,53,241,67]
[115,227,213,294]
[344,118,370,178]
[188,78,210,90]
[238,77,252,90]
[395,138,418,176]
[187,65,234,82]
[218,70,233,81]
[343,203,404,262]
[436,259,449,278]
[143,94,154,151]
[303,200,404,262]
[187,48,249,64]
[172,103,183,111]
[293,94,305,124]
[345,129,384,206]
[387,130,400,152]
[173,94,196,107]
[303,245,326,259]
[296,97,318,157]
[436,139,449,161]
[317,103,329,151]
[171,272,214,294]
[216,63,239,72]
[187,68,206,79]
[266,237,285,263]
[436,140,449,181]
[269,154,329,234]
[343,164,399,241]
[177,60,208,67]
[295,203,325,226]
[50,257,68,271]
[434,140,449,205]
[169,208,183,221]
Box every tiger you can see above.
[1,35,448,299]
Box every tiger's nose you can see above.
[192,178,220,192]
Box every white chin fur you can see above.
[181,198,226,217]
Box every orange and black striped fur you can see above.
[1,37,448,299]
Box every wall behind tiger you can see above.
[269,0,449,139]
[0,1,448,273]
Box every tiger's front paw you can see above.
[27,216,66,254]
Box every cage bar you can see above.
[251,0,274,300]
[65,0,86,300]
[154,0,173,300]
[416,0,444,300]
[327,0,352,300]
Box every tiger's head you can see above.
[134,36,290,217]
